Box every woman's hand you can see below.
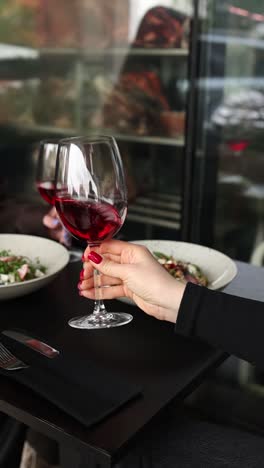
[80,239,186,324]
[42,207,71,247]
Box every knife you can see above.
[2,330,60,359]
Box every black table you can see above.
[0,260,259,467]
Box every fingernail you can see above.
[81,254,87,262]
[77,281,82,290]
[88,251,102,264]
[80,270,84,280]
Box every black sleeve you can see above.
[175,282,264,370]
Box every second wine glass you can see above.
[54,135,133,329]
[36,139,58,205]
[36,139,83,262]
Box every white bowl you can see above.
[119,240,237,305]
[0,234,69,300]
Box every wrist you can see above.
[165,307,178,324]
[164,281,186,323]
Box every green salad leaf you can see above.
[0,250,47,285]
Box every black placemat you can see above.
[0,334,141,428]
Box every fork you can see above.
[0,342,28,370]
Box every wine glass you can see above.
[54,135,133,329]
[36,139,58,205]
[36,139,83,262]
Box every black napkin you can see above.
[0,334,141,428]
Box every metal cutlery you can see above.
[0,342,28,370]
[2,330,59,359]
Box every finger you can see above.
[81,263,94,278]
[83,252,120,269]
[79,277,95,290]
[99,239,127,255]
[86,252,128,280]
[84,239,126,259]
[81,263,121,281]
[80,275,122,290]
[101,252,120,263]
[80,284,126,300]
[100,240,150,261]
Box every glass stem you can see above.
[90,244,108,320]
[93,268,107,317]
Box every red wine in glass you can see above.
[36,181,56,205]
[36,140,58,205]
[55,198,126,243]
[54,135,132,330]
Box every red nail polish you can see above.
[88,251,102,264]
[80,270,84,280]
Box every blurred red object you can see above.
[133,6,190,49]
[120,71,170,110]
[160,111,186,137]
[228,141,249,153]
[103,70,170,135]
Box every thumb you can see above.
[87,251,124,280]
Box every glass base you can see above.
[68,312,133,329]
